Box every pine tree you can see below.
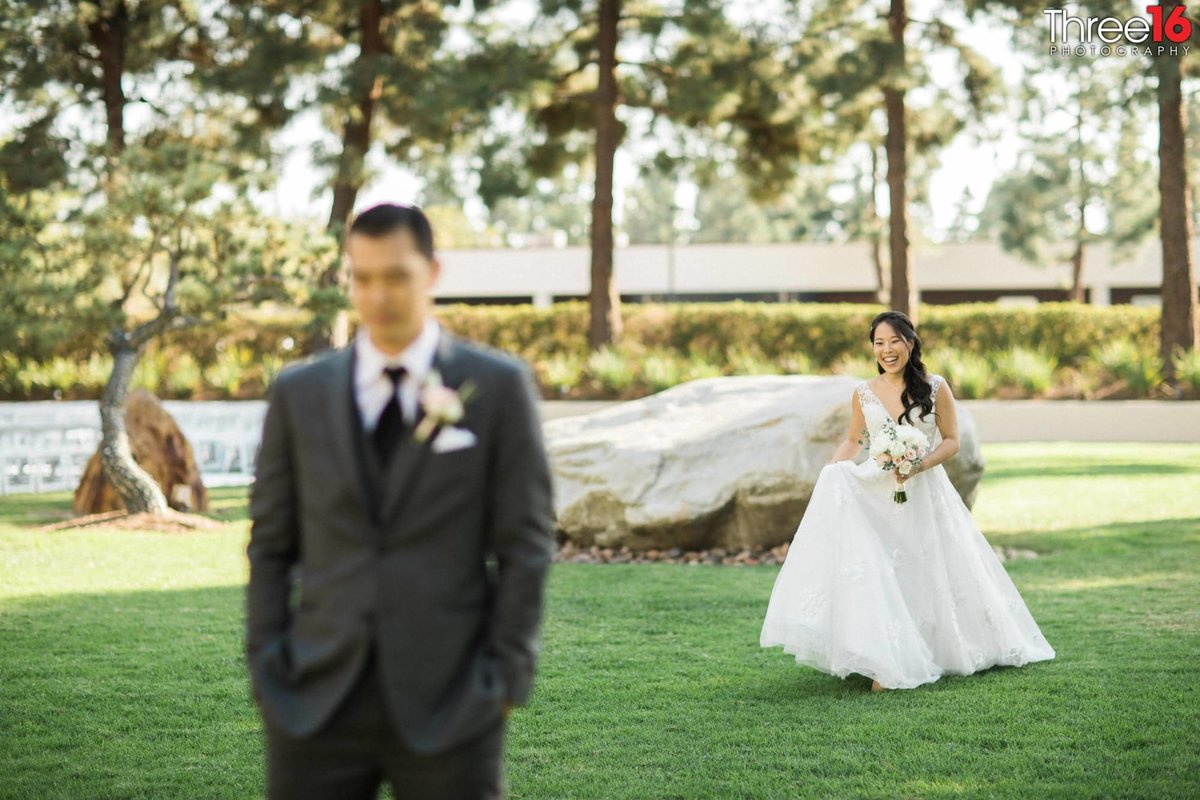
[207,0,502,349]
[477,0,819,348]
[978,0,1198,385]
[800,0,1006,324]
[0,1,326,514]
[1152,0,1198,386]
[978,56,1156,303]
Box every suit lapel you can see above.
[379,329,470,530]
[327,346,377,525]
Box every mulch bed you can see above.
[552,541,1039,565]
[34,514,1039,563]
[38,509,226,534]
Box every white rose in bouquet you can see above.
[869,423,930,504]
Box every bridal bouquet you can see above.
[868,424,931,504]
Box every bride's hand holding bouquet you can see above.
[869,424,930,504]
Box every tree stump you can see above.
[73,390,209,516]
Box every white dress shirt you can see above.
[354,317,441,433]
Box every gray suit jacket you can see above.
[245,330,555,753]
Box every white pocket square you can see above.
[430,425,478,453]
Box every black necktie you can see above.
[373,366,407,463]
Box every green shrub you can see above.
[0,302,1174,400]
[681,356,722,382]
[992,347,1058,395]
[917,303,1157,366]
[536,353,585,397]
[726,347,782,376]
[830,354,877,379]
[164,353,204,398]
[1171,347,1200,392]
[261,353,287,390]
[20,353,112,397]
[1094,340,1164,394]
[585,346,637,395]
[203,347,251,398]
[641,353,685,393]
[933,350,995,399]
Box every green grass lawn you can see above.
[1,443,1197,799]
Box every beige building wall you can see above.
[433,238,1197,307]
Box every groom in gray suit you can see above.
[246,203,555,799]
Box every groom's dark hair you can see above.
[348,203,435,260]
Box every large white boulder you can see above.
[544,375,984,550]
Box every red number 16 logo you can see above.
[1148,4,1193,42]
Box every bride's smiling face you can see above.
[872,322,911,375]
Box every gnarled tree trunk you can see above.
[98,335,169,514]
[76,388,207,516]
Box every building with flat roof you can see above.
[432,238,1198,308]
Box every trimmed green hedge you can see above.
[0,301,1183,401]
[435,301,1160,367]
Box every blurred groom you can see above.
[245,203,555,799]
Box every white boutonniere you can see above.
[413,369,477,443]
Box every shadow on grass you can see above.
[0,491,77,527]
[0,485,251,528]
[984,516,1200,561]
[983,461,1195,482]
[206,486,251,523]
[740,655,1059,704]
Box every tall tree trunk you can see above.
[1069,240,1085,304]
[884,0,915,323]
[588,0,623,350]
[311,0,387,353]
[1155,0,1198,387]
[88,0,127,155]
[868,145,888,305]
[99,336,169,514]
[1069,105,1088,303]
[1190,181,1199,233]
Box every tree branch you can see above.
[117,233,160,309]
[553,58,598,84]
[619,13,683,25]
[618,61,676,80]
[126,93,173,118]
[162,225,184,313]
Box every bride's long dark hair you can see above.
[869,311,936,425]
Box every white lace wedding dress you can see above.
[760,374,1055,689]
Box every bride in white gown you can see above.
[760,311,1055,691]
